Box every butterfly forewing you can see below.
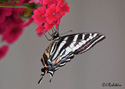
[50,32,105,66]
[72,33,105,54]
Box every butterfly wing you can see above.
[50,32,105,67]
[68,32,106,54]
[39,32,105,83]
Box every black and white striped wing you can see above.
[38,32,105,83]
[49,32,105,68]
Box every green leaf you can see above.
[19,13,33,19]
[18,9,33,19]
[0,0,7,4]
[22,3,37,10]
[8,0,11,4]
[14,0,20,3]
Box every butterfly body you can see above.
[38,31,105,84]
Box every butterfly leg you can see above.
[42,32,51,41]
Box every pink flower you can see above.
[0,45,9,60]
[45,4,59,24]
[54,18,61,28]
[0,7,12,23]
[42,0,57,5]
[4,9,24,26]
[45,22,53,31]
[36,26,45,36]
[2,22,24,44]
[29,0,39,3]
[36,26,45,34]
[0,1,33,44]
[56,1,70,16]
[32,0,70,35]
[0,23,6,35]
[32,6,46,25]
[0,0,33,60]
[39,0,43,4]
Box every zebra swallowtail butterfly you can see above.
[38,27,105,84]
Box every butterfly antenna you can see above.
[52,27,55,34]
[57,24,59,34]
[42,32,51,41]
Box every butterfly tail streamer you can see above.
[49,74,53,83]
[38,75,44,84]
[48,71,55,83]
[38,68,46,84]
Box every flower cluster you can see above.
[0,0,33,60]
[0,0,70,60]
[32,0,70,35]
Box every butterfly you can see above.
[38,27,106,84]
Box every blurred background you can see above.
[0,0,125,89]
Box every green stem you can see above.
[0,5,27,8]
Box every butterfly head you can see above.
[51,31,60,40]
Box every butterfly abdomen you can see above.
[41,42,52,66]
